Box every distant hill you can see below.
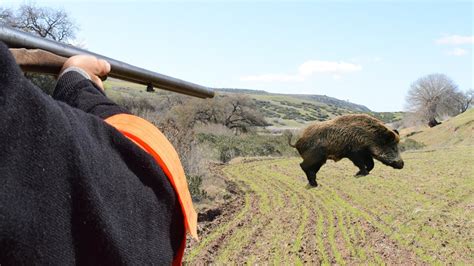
[105,80,404,128]
[218,88,369,112]
[217,88,402,128]
[217,88,269,94]
[290,94,370,112]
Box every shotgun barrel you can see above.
[0,25,215,98]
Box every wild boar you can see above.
[288,114,404,187]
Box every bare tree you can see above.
[160,94,268,134]
[220,94,269,132]
[458,89,473,113]
[2,4,77,42]
[0,7,14,24]
[1,4,78,93]
[405,73,464,127]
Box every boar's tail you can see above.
[285,130,297,148]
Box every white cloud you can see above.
[435,35,474,45]
[447,48,468,56]
[240,60,362,82]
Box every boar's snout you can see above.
[392,160,404,169]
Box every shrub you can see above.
[112,94,211,201]
[218,146,241,163]
[187,175,208,202]
[115,96,157,113]
[26,73,57,94]
[400,138,426,152]
[406,131,422,137]
[198,132,297,163]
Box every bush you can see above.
[218,146,241,163]
[187,175,208,202]
[198,132,297,163]
[109,93,291,200]
[26,73,57,94]
[115,97,157,113]
[113,94,211,202]
[400,138,426,152]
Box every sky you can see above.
[2,0,473,111]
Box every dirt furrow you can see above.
[218,166,289,263]
[272,162,351,264]
[188,158,437,264]
[297,207,320,264]
[320,183,426,264]
[274,159,421,264]
[320,190,364,264]
[186,168,260,263]
[228,163,320,264]
[268,165,334,264]
[187,191,258,263]
[255,166,307,264]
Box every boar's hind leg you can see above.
[300,157,326,187]
[348,150,372,177]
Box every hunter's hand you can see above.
[60,55,111,90]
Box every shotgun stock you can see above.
[0,25,215,98]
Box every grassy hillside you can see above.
[401,109,474,149]
[220,89,403,128]
[104,80,403,128]
[104,79,170,101]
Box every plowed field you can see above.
[185,146,473,264]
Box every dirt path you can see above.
[185,148,473,264]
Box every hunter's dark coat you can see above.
[0,42,184,264]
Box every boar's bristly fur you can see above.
[288,114,404,187]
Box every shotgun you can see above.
[0,25,215,98]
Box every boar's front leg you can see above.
[363,153,374,172]
[300,155,326,187]
[348,150,373,177]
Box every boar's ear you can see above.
[393,129,399,136]
[386,129,400,143]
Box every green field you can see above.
[185,145,473,264]
[106,79,473,264]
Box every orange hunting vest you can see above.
[105,114,198,265]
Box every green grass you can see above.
[186,189,252,262]
[104,78,145,90]
[410,109,474,148]
[186,144,473,264]
[107,74,473,264]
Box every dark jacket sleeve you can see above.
[0,42,184,265]
[52,71,130,119]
